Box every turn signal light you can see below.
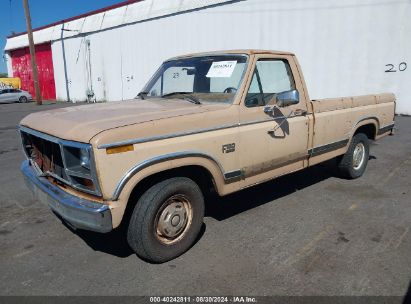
[106,144,134,154]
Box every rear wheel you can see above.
[19,96,28,103]
[127,177,204,263]
[337,133,369,179]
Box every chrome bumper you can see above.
[21,160,112,233]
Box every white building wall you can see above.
[5,53,13,77]
[6,0,411,114]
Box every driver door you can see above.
[238,54,310,186]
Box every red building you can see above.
[10,43,56,100]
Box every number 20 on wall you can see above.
[385,62,407,73]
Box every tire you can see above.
[337,133,370,179]
[127,177,204,263]
[19,96,28,103]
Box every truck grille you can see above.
[21,131,67,180]
[20,127,101,196]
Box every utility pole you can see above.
[22,0,42,105]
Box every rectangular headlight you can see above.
[61,143,100,195]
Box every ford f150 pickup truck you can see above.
[20,50,395,262]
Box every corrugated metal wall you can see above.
[5,0,411,114]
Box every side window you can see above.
[245,59,295,107]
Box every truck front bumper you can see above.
[21,160,113,233]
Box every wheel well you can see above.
[355,123,376,140]
[120,165,216,228]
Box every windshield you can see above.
[140,54,248,104]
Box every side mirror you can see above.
[276,89,299,107]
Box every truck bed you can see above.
[308,93,395,164]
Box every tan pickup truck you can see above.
[20,50,395,262]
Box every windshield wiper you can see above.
[137,91,149,100]
[161,92,201,104]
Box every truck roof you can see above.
[168,49,295,60]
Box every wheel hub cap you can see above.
[353,142,365,170]
[156,194,192,243]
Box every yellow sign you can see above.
[0,78,21,89]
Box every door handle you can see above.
[267,108,306,135]
[265,106,307,117]
[292,109,307,116]
[264,105,278,115]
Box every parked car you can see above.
[0,88,32,103]
[19,50,395,262]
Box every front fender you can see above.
[112,151,227,201]
[106,151,234,229]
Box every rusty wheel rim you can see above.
[154,194,193,245]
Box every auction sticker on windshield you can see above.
[206,61,237,78]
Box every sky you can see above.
[0,0,125,73]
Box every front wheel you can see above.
[127,177,204,263]
[19,96,28,103]
[337,133,370,179]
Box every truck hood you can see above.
[20,99,229,143]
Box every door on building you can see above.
[10,42,56,101]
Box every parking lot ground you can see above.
[0,102,410,296]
